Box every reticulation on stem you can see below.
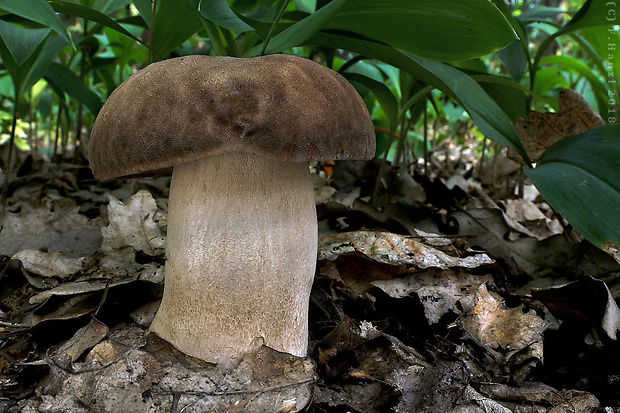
[150,151,318,365]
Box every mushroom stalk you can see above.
[149,151,318,364]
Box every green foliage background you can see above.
[0,0,618,253]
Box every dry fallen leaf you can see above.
[500,198,563,240]
[509,88,605,164]
[11,250,85,280]
[22,294,100,328]
[314,317,470,413]
[450,207,616,277]
[460,284,551,363]
[101,190,166,261]
[319,230,494,270]
[0,197,102,258]
[51,317,109,370]
[371,269,494,324]
[37,329,316,413]
[531,275,620,340]
[461,382,600,413]
[602,242,620,266]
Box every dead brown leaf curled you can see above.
[50,317,109,370]
[509,88,604,164]
[37,328,316,412]
[372,269,494,324]
[319,230,494,270]
[460,284,551,363]
[11,250,85,280]
[101,190,166,260]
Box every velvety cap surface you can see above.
[89,54,375,181]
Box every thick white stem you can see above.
[150,152,317,364]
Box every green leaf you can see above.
[473,75,530,122]
[0,0,72,46]
[307,32,530,162]
[199,0,254,33]
[295,0,315,13]
[496,40,528,82]
[0,21,59,100]
[532,0,614,81]
[324,0,517,61]
[93,0,132,14]
[0,20,50,66]
[491,0,531,82]
[132,0,153,28]
[0,32,67,102]
[408,55,528,159]
[49,1,142,44]
[344,72,398,129]
[246,0,345,56]
[22,37,71,96]
[580,26,620,111]
[518,6,566,23]
[540,55,608,114]
[44,62,102,116]
[150,0,203,61]
[525,124,620,249]
[560,0,612,33]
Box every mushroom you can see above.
[88,54,375,364]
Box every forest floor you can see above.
[1,141,619,412]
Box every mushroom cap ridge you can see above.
[89,54,375,181]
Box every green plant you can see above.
[491,0,620,256]
[0,0,617,256]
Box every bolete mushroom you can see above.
[88,54,375,364]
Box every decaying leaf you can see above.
[318,230,496,326]
[317,317,381,366]
[28,277,138,307]
[129,300,161,328]
[460,284,551,363]
[0,198,102,258]
[22,294,100,328]
[531,275,620,340]
[500,198,563,241]
[372,269,494,324]
[85,340,134,368]
[546,390,600,413]
[37,328,316,413]
[11,250,85,280]
[314,317,471,412]
[459,382,600,413]
[51,317,109,370]
[313,383,387,413]
[24,191,167,305]
[509,88,605,164]
[319,230,494,269]
[101,190,166,261]
[451,207,616,277]
[602,242,620,265]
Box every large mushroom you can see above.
[89,54,375,364]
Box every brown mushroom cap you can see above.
[89,54,375,181]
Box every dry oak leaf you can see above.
[509,88,604,164]
[319,230,494,270]
[460,283,551,363]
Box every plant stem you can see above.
[423,105,428,177]
[53,105,62,159]
[1,102,19,209]
[146,0,158,65]
[75,19,88,152]
[259,0,289,56]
